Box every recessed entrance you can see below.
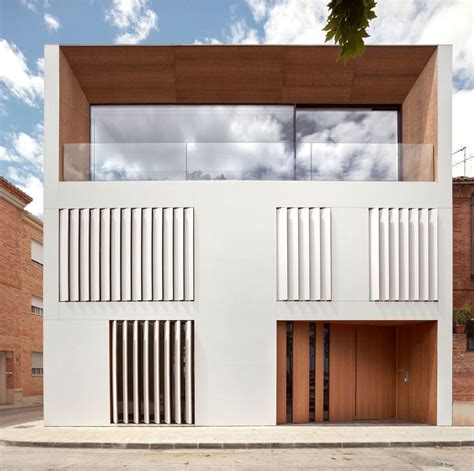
[277,321,437,425]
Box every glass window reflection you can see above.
[91,105,294,181]
[296,109,399,181]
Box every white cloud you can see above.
[36,57,44,73]
[2,123,44,216]
[7,169,44,217]
[228,20,259,44]
[19,0,40,12]
[246,0,267,22]
[261,0,327,44]
[452,89,474,177]
[0,39,43,107]
[194,38,222,45]
[21,176,43,217]
[105,0,158,44]
[366,0,473,89]
[197,0,473,172]
[1,124,44,173]
[43,13,61,31]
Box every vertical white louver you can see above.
[100,209,111,301]
[69,209,80,301]
[122,320,128,424]
[164,320,171,424]
[142,209,153,301]
[110,320,195,425]
[184,208,194,301]
[369,208,438,301]
[59,209,69,302]
[90,209,101,302]
[111,320,118,424]
[111,209,121,301]
[277,207,332,301]
[58,208,194,302]
[79,209,90,301]
[152,208,163,301]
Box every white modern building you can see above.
[44,45,452,426]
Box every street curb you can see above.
[0,404,43,413]
[1,439,473,450]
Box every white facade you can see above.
[44,45,452,426]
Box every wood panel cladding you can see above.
[59,50,90,181]
[402,51,438,181]
[276,322,287,425]
[329,324,356,422]
[397,321,437,425]
[277,321,437,425]
[292,322,310,423]
[355,326,396,420]
[60,45,436,105]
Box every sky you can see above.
[0,0,473,217]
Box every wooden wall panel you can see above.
[61,45,436,106]
[61,46,177,104]
[397,321,437,425]
[292,322,310,423]
[355,326,396,420]
[402,51,437,181]
[276,322,287,425]
[315,322,324,423]
[59,50,90,181]
[329,324,355,422]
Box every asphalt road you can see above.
[0,405,43,428]
[1,446,473,470]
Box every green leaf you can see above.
[323,0,377,62]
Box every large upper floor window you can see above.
[91,105,294,181]
[63,105,433,182]
[296,109,399,181]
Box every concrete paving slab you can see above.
[0,420,473,450]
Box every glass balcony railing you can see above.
[63,143,434,182]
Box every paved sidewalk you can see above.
[1,421,473,449]
[0,402,42,412]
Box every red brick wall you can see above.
[0,196,43,402]
[452,181,474,404]
[453,182,474,308]
[453,334,474,402]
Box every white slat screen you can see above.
[59,208,194,302]
[277,207,331,301]
[110,320,194,425]
[369,208,438,301]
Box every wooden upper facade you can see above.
[58,45,439,181]
[60,45,437,105]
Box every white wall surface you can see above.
[44,320,110,426]
[43,45,453,426]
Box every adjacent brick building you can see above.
[452,176,474,425]
[0,177,43,405]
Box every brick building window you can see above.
[31,239,43,266]
[467,320,474,352]
[31,296,43,316]
[31,352,43,376]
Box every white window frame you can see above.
[31,351,43,376]
[31,239,43,265]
